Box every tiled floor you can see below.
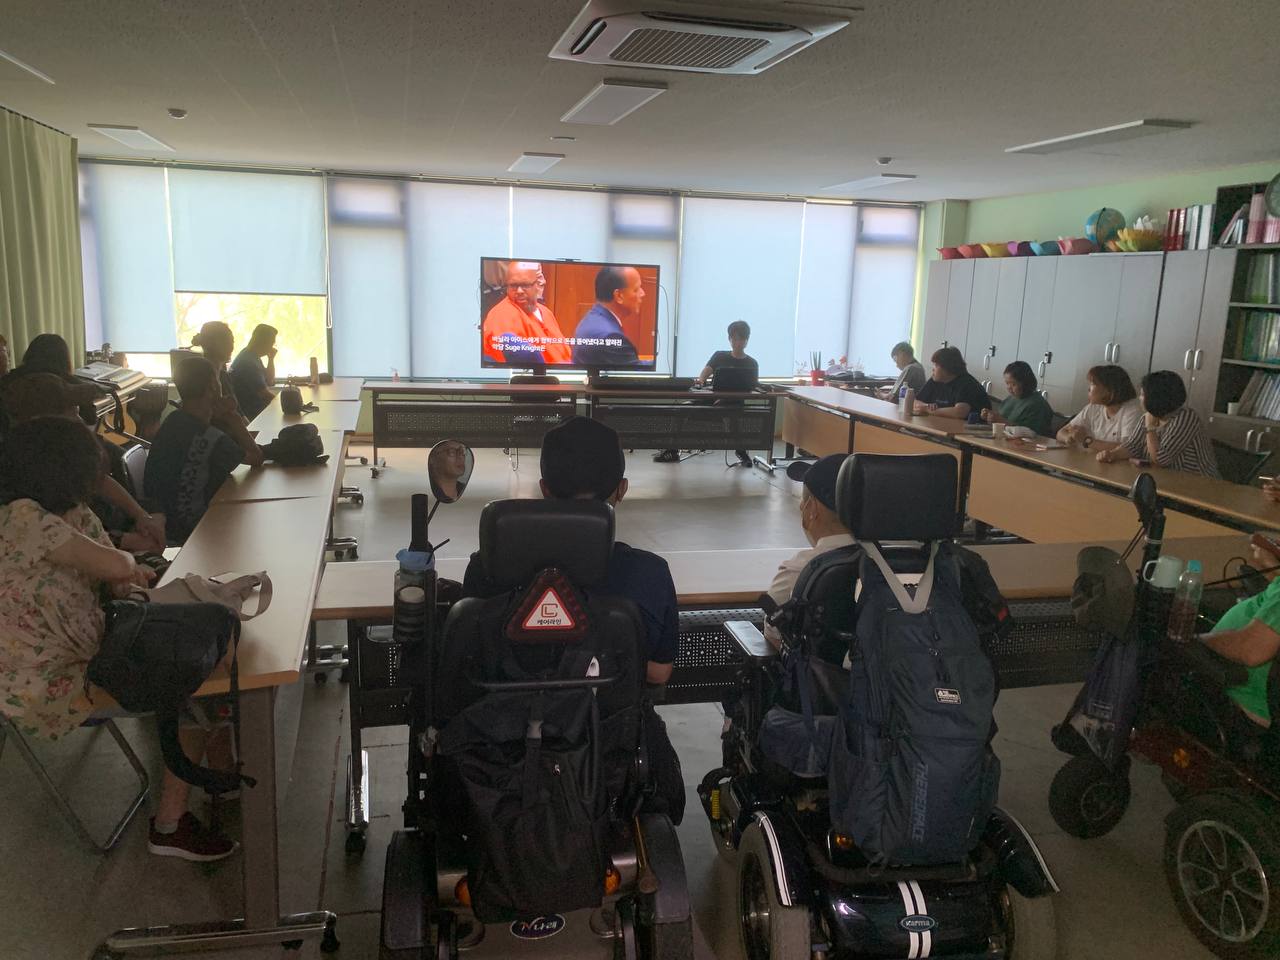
[0,447,1215,959]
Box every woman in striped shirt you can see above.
[1095,370,1220,479]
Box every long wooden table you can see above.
[212,430,349,505]
[781,385,1276,538]
[103,496,337,955]
[250,398,363,443]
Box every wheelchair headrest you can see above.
[478,498,614,589]
[836,453,957,542]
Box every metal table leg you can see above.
[344,620,370,853]
[100,687,337,955]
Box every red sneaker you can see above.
[147,813,238,862]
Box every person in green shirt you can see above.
[981,360,1054,436]
[1200,535,1280,726]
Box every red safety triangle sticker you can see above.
[522,587,576,630]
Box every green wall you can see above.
[962,160,1278,246]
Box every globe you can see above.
[1085,208,1125,247]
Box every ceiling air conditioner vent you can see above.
[550,1,850,75]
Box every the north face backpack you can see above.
[827,541,1000,865]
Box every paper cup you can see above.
[992,423,1004,439]
[1227,402,1241,416]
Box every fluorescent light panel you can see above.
[1006,119,1194,154]
[821,173,917,193]
[87,124,174,151]
[0,47,54,84]
[508,152,565,174]
[561,80,666,126]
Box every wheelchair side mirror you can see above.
[428,440,474,505]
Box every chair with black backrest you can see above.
[505,374,567,465]
[419,499,690,952]
[120,441,149,500]
[1211,438,1272,486]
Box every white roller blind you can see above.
[329,227,410,377]
[675,197,804,377]
[849,206,920,373]
[408,182,511,378]
[796,202,856,375]
[512,187,609,262]
[169,169,325,294]
[80,163,176,351]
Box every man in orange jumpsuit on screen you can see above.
[482,261,572,366]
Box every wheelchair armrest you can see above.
[1170,642,1250,689]
[725,620,777,661]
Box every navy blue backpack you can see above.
[827,541,1000,865]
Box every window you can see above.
[83,162,921,383]
[77,162,330,378]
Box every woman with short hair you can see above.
[912,346,991,420]
[1057,365,1143,449]
[1096,370,1219,478]
[980,360,1054,435]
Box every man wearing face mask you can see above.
[763,454,854,649]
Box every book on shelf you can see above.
[1236,368,1280,420]
[1162,203,1217,250]
[1247,192,1268,244]
[1219,204,1249,245]
[1244,253,1279,304]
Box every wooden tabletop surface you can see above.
[784,385,971,438]
[277,377,365,402]
[313,537,1255,622]
[212,431,348,505]
[164,497,334,693]
[962,435,1280,531]
[361,379,767,401]
[251,399,364,440]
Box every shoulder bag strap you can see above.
[857,541,939,615]
[182,572,273,620]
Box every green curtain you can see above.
[0,106,84,369]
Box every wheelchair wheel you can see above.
[1048,754,1131,839]
[1164,792,1280,958]
[1002,887,1058,959]
[737,822,811,960]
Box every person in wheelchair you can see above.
[764,454,854,651]
[461,416,684,823]
[1198,533,1280,729]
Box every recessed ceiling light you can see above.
[821,173,917,192]
[561,80,666,126]
[508,153,565,174]
[550,135,577,142]
[0,47,54,84]
[1006,119,1194,155]
[87,124,174,151]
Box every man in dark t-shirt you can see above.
[655,320,759,465]
[914,346,991,419]
[461,416,684,822]
[144,356,247,545]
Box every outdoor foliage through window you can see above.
[174,293,329,378]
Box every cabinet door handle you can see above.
[1194,348,1204,370]
[1246,429,1256,452]
[1037,360,1046,377]
[1111,343,1120,364]
[983,353,990,370]
[941,339,949,349]
[1183,349,1193,370]
[1104,341,1113,362]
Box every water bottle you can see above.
[1167,559,1204,644]
[898,385,908,412]
[903,387,915,418]
[393,494,435,644]
[309,356,319,387]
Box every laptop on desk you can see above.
[711,366,759,393]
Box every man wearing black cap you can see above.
[461,416,684,820]
[764,454,855,648]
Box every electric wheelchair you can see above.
[380,498,692,959]
[699,453,1059,959]
[1048,473,1280,958]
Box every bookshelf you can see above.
[1210,237,1280,451]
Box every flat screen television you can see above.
[480,257,659,371]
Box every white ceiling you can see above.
[2,0,1278,201]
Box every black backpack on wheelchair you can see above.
[381,499,692,958]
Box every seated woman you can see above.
[1095,370,1220,478]
[0,418,236,860]
[980,360,1053,435]
[1057,364,1143,450]
[1,372,167,554]
[1198,534,1280,728]
[193,321,264,467]
[6,332,102,425]
[912,346,991,420]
